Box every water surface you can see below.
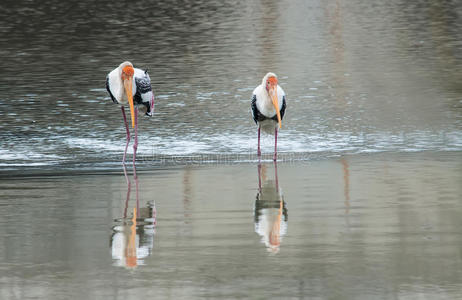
[1,1,462,299]
[1,153,462,299]
[0,0,461,168]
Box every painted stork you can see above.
[106,61,155,164]
[251,72,286,161]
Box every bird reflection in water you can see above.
[254,162,288,254]
[340,157,350,214]
[110,165,157,268]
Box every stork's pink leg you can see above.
[123,165,131,218]
[132,106,138,167]
[257,163,262,192]
[121,106,131,164]
[257,126,261,157]
[274,161,279,193]
[123,163,130,186]
[273,127,278,162]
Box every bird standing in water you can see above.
[251,73,286,161]
[106,61,155,164]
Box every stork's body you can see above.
[251,73,286,161]
[106,61,155,164]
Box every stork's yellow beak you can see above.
[122,65,135,128]
[123,78,135,128]
[270,87,282,129]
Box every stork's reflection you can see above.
[254,162,288,254]
[110,165,157,268]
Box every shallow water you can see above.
[1,1,462,299]
[1,152,462,299]
[0,0,462,168]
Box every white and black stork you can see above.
[251,72,287,161]
[106,61,154,164]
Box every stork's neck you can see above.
[257,86,277,116]
[115,73,125,100]
[261,88,274,107]
[108,68,125,102]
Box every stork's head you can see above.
[119,61,136,128]
[263,72,278,91]
[263,72,282,128]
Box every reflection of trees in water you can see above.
[254,162,288,254]
[110,165,156,268]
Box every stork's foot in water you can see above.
[273,153,277,162]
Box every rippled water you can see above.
[1,1,462,299]
[0,0,461,168]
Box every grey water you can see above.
[1,0,462,299]
[1,154,462,299]
[0,0,461,168]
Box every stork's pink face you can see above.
[121,65,134,80]
[266,76,278,92]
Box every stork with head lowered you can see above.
[106,61,155,164]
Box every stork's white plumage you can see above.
[106,61,155,164]
[251,73,287,161]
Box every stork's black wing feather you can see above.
[251,94,261,124]
[280,96,287,121]
[106,76,117,103]
[134,74,152,104]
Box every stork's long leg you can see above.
[121,106,131,164]
[257,162,262,192]
[257,126,261,157]
[274,161,279,193]
[133,106,138,167]
[123,165,131,218]
[274,127,278,162]
[123,162,130,186]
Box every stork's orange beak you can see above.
[122,66,135,128]
[270,86,282,129]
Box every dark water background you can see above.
[0,0,461,169]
